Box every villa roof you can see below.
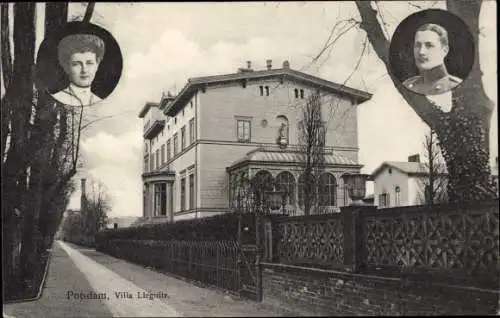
[164,67,373,117]
[371,161,448,179]
[228,146,361,171]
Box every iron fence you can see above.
[104,239,240,293]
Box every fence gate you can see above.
[238,211,263,301]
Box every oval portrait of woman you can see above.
[388,9,474,96]
[36,21,123,107]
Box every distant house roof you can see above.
[228,146,361,171]
[371,161,448,179]
[164,67,373,117]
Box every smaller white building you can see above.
[371,157,447,208]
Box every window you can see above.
[149,154,154,172]
[189,174,195,209]
[319,173,337,206]
[300,89,304,99]
[161,144,165,164]
[395,186,401,206]
[275,172,295,205]
[173,133,178,155]
[294,89,299,98]
[160,183,167,216]
[379,192,390,208]
[265,86,269,96]
[155,149,160,169]
[181,126,186,150]
[252,170,274,203]
[180,177,186,211]
[189,118,195,144]
[236,120,251,142]
[167,139,171,161]
[344,184,349,205]
[259,86,264,96]
[154,184,161,216]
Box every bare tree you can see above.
[354,1,497,204]
[416,129,448,205]
[298,92,326,215]
[83,180,111,246]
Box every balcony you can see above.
[143,120,165,140]
[142,168,176,183]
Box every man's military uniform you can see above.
[403,74,462,95]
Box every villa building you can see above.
[139,60,372,221]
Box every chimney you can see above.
[266,59,272,70]
[238,61,254,73]
[283,60,290,69]
[408,154,420,163]
[81,178,86,196]
[80,178,86,210]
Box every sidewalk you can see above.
[3,242,112,318]
[3,241,302,317]
[74,242,302,317]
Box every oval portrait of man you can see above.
[36,21,123,107]
[389,9,474,96]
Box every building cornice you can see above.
[163,68,373,117]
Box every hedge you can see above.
[95,212,262,246]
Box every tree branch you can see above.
[83,2,95,23]
[312,19,360,64]
[354,0,444,131]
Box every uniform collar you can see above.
[421,64,448,84]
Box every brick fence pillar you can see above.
[341,205,377,272]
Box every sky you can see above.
[2,2,497,217]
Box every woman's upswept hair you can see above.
[57,33,105,70]
[416,23,449,47]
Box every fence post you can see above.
[341,205,376,272]
[188,243,192,280]
[216,243,220,287]
[263,216,273,262]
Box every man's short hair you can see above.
[57,33,105,70]
[415,23,449,47]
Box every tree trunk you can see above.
[1,2,36,291]
[17,2,69,285]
